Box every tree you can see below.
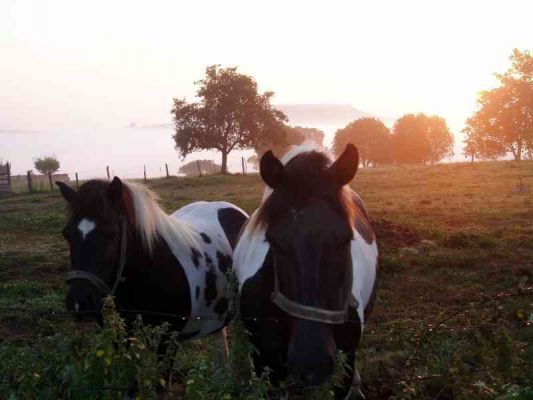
[392,113,454,164]
[178,159,221,176]
[247,154,259,170]
[253,125,325,159]
[171,65,287,174]
[34,155,60,175]
[426,115,455,163]
[463,49,532,161]
[34,155,60,191]
[462,114,506,162]
[293,126,325,147]
[333,118,392,166]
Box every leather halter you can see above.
[270,256,357,325]
[65,218,128,296]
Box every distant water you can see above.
[0,126,257,179]
[0,124,466,180]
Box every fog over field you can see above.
[0,104,467,179]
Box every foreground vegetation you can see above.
[0,160,532,399]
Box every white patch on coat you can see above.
[234,211,270,290]
[169,201,248,339]
[77,218,95,240]
[350,230,378,328]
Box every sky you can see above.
[1,0,532,135]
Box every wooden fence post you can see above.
[196,161,202,177]
[75,173,79,188]
[165,163,169,178]
[48,173,53,191]
[27,171,33,193]
[6,162,11,186]
[144,165,147,182]
[106,166,110,180]
[241,157,246,175]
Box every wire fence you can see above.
[4,157,252,195]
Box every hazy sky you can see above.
[1,0,531,133]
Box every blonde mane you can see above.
[124,182,199,255]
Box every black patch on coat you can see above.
[216,251,232,274]
[217,207,248,249]
[214,297,228,316]
[191,247,202,268]
[179,330,200,340]
[204,269,218,307]
[200,232,212,244]
[195,286,200,300]
[204,252,214,268]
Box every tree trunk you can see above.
[221,151,228,174]
[48,173,53,191]
[515,140,522,161]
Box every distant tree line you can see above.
[463,49,532,162]
[172,51,531,173]
[333,114,454,166]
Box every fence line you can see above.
[5,159,237,195]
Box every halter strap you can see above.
[65,217,128,296]
[270,257,357,325]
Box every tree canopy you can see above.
[463,49,532,161]
[171,65,287,173]
[178,159,221,176]
[34,155,60,175]
[333,118,392,166]
[392,113,454,164]
[254,125,325,159]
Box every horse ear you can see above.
[56,181,76,203]
[329,144,359,186]
[108,176,123,203]
[260,151,285,188]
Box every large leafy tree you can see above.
[392,113,454,164]
[464,49,532,161]
[333,118,392,166]
[171,65,287,173]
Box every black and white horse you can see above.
[57,177,248,340]
[234,144,379,399]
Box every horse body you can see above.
[234,144,379,398]
[168,201,245,338]
[58,178,248,340]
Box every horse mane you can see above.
[253,143,357,231]
[71,179,198,256]
[124,182,199,255]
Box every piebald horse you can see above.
[57,177,248,340]
[234,144,379,399]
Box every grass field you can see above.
[0,160,532,399]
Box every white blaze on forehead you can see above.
[78,218,96,240]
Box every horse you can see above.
[233,143,379,399]
[56,176,248,340]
